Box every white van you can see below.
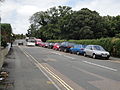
[26,39,35,46]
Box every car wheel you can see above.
[84,53,86,57]
[70,51,73,54]
[59,48,61,51]
[92,54,96,59]
[64,49,67,52]
[76,51,80,55]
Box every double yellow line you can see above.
[22,48,74,90]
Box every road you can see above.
[8,40,120,90]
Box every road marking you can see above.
[34,63,61,90]
[29,53,74,90]
[19,47,61,90]
[46,81,54,84]
[44,58,57,62]
[36,63,73,90]
[63,55,75,60]
[83,61,118,72]
[23,52,29,57]
[21,48,74,90]
[45,66,74,90]
[51,52,62,56]
[51,52,75,60]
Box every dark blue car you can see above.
[59,42,75,52]
[70,44,87,55]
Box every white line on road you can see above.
[83,61,118,72]
[51,52,62,56]
[21,48,61,90]
[51,52,75,59]
[63,55,75,60]
[21,49,74,90]
[35,63,61,90]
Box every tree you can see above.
[1,23,13,48]
[30,11,50,27]
[14,34,25,39]
[1,23,12,42]
[102,15,120,37]
[67,8,104,39]
[79,26,94,39]
[28,6,120,40]
[29,6,73,40]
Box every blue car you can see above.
[70,44,87,55]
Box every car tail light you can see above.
[80,48,84,50]
[67,46,71,48]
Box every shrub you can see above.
[1,41,8,48]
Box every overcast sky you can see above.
[1,0,120,34]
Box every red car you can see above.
[38,42,45,47]
[35,39,42,46]
[53,43,61,50]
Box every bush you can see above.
[1,41,8,48]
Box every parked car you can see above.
[48,43,54,49]
[26,39,35,46]
[84,45,110,59]
[43,42,49,48]
[35,39,42,46]
[70,44,87,55]
[59,42,75,52]
[53,43,61,50]
[39,42,45,47]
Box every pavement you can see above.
[0,48,15,90]
[110,56,120,61]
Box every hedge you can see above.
[47,38,120,57]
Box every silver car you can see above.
[84,45,110,59]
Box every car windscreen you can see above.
[35,39,41,42]
[28,39,35,42]
[74,45,81,48]
[36,40,41,42]
[93,46,105,51]
[74,45,86,48]
[57,43,61,45]
[68,43,75,46]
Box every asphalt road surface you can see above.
[7,40,120,90]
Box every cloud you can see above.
[73,0,120,16]
[1,0,120,34]
[1,1,19,18]
[1,0,69,34]
[17,5,39,16]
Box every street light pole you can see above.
[0,12,1,58]
[0,0,2,50]
[0,13,1,50]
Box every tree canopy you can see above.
[28,6,120,41]
[0,23,14,47]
